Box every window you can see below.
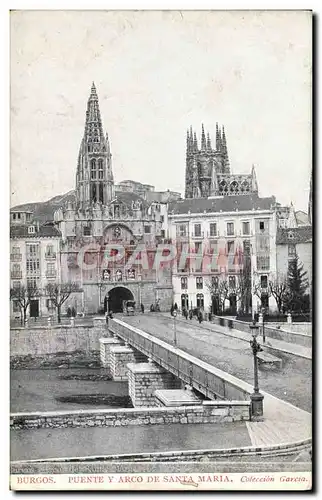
[227,222,234,236]
[17,213,21,219]
[27,279,37,289]
[288,244,296,257]
[83,226,91,236]
[260,275,268,288]
[46,263,55,273]
[181,277,188,290]
[197,293,204,309]
[227,241,234,254]
[196,276,203,289]
[210,223,217,237]
[160,215,164,223]
[46,244,54,256]
[28,226,35,234]
[181,294,189,310]
[212,276,219,287]
[13,281,21,289]
[194,224,201,237]
[12,247,20,254]
[229,275,236,289]
[98,159,104,179]
[13,213,16,220]
[194,242,202,254]
[27,244,39,256]
[144,226,151,234]
[12,264,21,274]
[177,224,187,237]
[26,213,31,221]
[91,159,96,180]
[242,221,250,235]
[259,221,265,231]
[257,256,270,270]
[160,229,165,238]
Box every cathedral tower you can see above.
[185,124,230,198]
[76,82,114,207]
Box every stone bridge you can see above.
[101,317,253,412]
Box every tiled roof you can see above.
[168,194,276,215]
[276,226,312,245]
[10,223,61,239]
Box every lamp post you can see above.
[173,310,177,347]
[249,319,264,417]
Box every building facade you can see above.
[167,194,280,315]
[54,83,173,315]
[10,211,61,318]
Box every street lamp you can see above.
[249,319,264,417]
[173,310,177,347]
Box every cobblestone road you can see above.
[121,314,311,412]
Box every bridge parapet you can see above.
[109,318,252,403]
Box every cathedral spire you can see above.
[201,124,206,150]
[207,132,212,151]
[193,131,198,151]
[222,125,230,170]
[216,122,220,151]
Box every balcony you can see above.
[11,271,22,279]
[46,270,57,279]
[11,254,22,262]
[191,232,204,239]
[45,252,56,259]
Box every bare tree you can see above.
[207,276,229,314]
[234,269,252,314]
[10,284,40,324]
[45,282,81,323]
[268,275,288,313]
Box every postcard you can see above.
[10,9,312,491]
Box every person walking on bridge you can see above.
[141,303,144,314]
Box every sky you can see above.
[10,10,312,211]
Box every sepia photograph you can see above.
[9,9,312,491]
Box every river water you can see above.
[10,369,130,412]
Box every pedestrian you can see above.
[184,308,188,320]
[198,310,203,324]
[174,302,178,311]
[105,312,109,325]
[109,311,113,319]
[170,304,174,316]
[189,309,193,320]
[141,303,144,314]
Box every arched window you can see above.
[241,181,250,193]
[219,180,228,194]
[181,294,189,311]
[98,159,104,179]
[91,159,96,180]
[229,181,239,194]
[196,293,204,309]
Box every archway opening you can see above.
[107,287,134,313]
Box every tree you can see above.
[287,255,309,313]
[45,282,81,323]
[207,276,229,314]
[10,284,40,324]
[268,275,288,313]
[234,269,252,315]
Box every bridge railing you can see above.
[109,318,251,402]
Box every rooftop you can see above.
[168,194,276,216]
[276,226,312,245]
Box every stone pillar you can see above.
[127,362,181,407]
[93,316,109,337]
[258,313,263,324]
[109,345,136,381]
[70,317,75,327]
[47,317,51,327]
[99,337,123,369]
[287,312,292,325]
